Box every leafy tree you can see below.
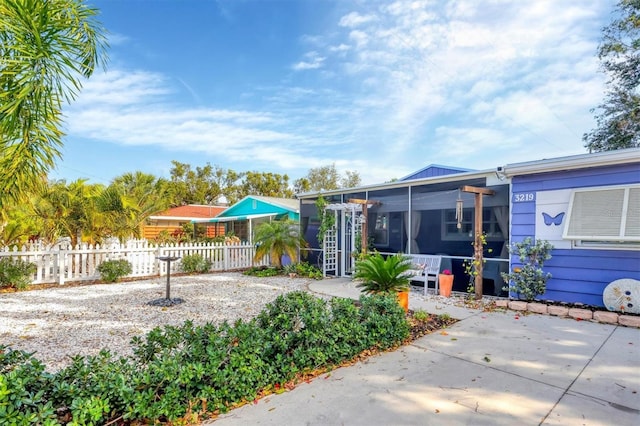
[167,161,239,206]
[294,164,362,193]
[235,171,294,202]
[253,220,307,267]
[341,170,362,189]
[0,0,108,208]
[583,0,639,151]
[303,164,340,192]
[293,177,311,194]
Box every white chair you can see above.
[422,256,442,296]
[404,254,442,295]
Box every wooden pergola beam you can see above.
[460,185,495,196]
[461,186,495,300]
[347,198,381,255]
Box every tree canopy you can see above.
[294,164,362,193]
[583,0,639,151]
[0,0,108,207]
[0,159,363,246]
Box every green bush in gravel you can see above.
[0,292,410,424]
[96,259,132,283]
[180,253,212,274]
[0,257,36,290]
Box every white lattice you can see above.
[323,229,338,276]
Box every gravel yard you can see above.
[0,272,316,372]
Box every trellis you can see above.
[322,203,364,277]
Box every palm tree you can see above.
[0,201,38,247]
[0,0,108,208]
[253,220,307,268]
[30,179,104,245]
[107,171,171,238]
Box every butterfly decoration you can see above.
[542,212,565,226]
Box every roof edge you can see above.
[502,148,640,177]
[297,168,496,199]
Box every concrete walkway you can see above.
[209,278,640,425]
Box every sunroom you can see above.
[298,166,510,296]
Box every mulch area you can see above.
[406,310,458,341]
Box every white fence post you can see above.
[157,244,164,276]
[57,244,65,285]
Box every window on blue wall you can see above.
[564,184,640,249]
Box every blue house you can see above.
[502,148,640,307]
[192,196,299,244]
[298,148,640,307]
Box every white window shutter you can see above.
[625,187,640,238]
[564,184,640,242]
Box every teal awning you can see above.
[191,213,277,224]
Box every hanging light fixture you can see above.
[456,189,463,229]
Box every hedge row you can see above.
[1,291,409,424]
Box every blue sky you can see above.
[53,0,612,186]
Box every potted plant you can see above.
[438,269,454,297]
[353,252,413,312]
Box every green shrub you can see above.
[0,346,57,424]
[52,350,134,425]
[359,294,410,350]
[246,262,323,279]
[257,291,334,371]
[0,257,36,290]
[501,237,553,301]
[0,292,412,423]
[293,262,323,279]
[243,266,282,277]
[180,253,212,274]
[96,259,132,283]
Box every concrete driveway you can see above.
[208,279,640,425]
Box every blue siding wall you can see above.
[510,162,640,307]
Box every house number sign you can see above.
[513,192,535,203]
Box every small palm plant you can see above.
[353,252,413,295]
[253,219,307,268]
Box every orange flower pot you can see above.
[439,274,454,297]
[397,290,409,312]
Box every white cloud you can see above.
[329,43,350,53]
[315,0,609,171]
[348,30,369,48]
[75,70,171,106]
[339,12,378,28]
[63,1,612,186]
[292,51,326,71]
[65,68,362,175]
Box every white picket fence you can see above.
[0,240,269,286]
